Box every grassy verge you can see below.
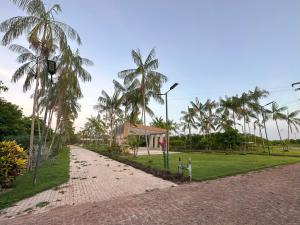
[127,152,300,181]
[82,143,300,182]
[0,147,70,210]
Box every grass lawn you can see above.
[124,152,300,181]
[0,147,70,210]
[257,146,300,157]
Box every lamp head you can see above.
[170,83,178,90]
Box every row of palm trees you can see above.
[93,48,168,154]
[180,87,300,149]
[0,0,92,169]
[89,47,300,151]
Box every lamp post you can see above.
[261,101,274,156]
[158,83,178,169]
[33,60,56,185]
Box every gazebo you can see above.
[115,122,166,150]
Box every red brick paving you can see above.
[1,163,300,225]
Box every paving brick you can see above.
[0,146,175,220]
[1,162,299,225]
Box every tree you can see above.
[94,89,123,145]
[150,116,178,134]
[286,110,300,150]
[190,97,205,134]
[270,102,287,147]
[1,0,83,170]
[0,0,81,49]
[0,81,8,93]
[181,108,197,149]
[118,48,167,156]
[0,98,25,140]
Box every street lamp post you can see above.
[158,83,178,169]
[261,101,274,156]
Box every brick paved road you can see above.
[0,146,175,219]
[1,162,299,225]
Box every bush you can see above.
[0,141,27,189]
[2,134,38,150]
[170,139,185,151]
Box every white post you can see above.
[149,135,153,149]
[154,135,159,149]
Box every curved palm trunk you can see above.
[44,107,54,148]
[258,125,264,149]
[28,63,39,171]
[275,119,284,150]
[49,119,61,153]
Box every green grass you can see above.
[0,147,70,210]
[253,146,300,157]
[124,152,300,181]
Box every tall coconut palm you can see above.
[181,107,197,149]
[230,95,241,129]
[286,110,300,150]
[270,102,287,146]
[190,97,205,134]
[0,0,81,50]
[8,43,50,170]
[49,48,92,151]
[118,48,167,156]
[151,116,179,134]
[1,0,82,170]
[204,99,217,136]
[94,89,123,145]
[216,96,233,128]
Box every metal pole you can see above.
[261,106,270,156]
[165,93,169,169]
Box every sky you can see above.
[1,0,300,139]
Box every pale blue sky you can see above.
[1,0,300,139]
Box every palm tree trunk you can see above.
[259,125,264,150]
[44,107,54,148]
[275,119,284,150]
[287,120,290,151]
[28,62,39,171]
[189,126,192,151]
[142,90,150,158]
[253,123,256,147]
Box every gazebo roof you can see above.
[116,122,166,137]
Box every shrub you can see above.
[170,139,185,150]
[0,141,27,189]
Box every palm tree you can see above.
[190,97,205,134]
[0,81,8,93]
[216,96,234,130]
[94,89,123,145]
[49,48,93,151]
[203,99,217,138]
[118,48,167,156]
[0,0,81,50]
[270,102,287,146]
[1,0,82,170]
[181,107,197,150]
[151,116,178,134]
[230,95,241,130]
[8,43,49,170]
[82,116,106,143]
[286,110,300,150]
